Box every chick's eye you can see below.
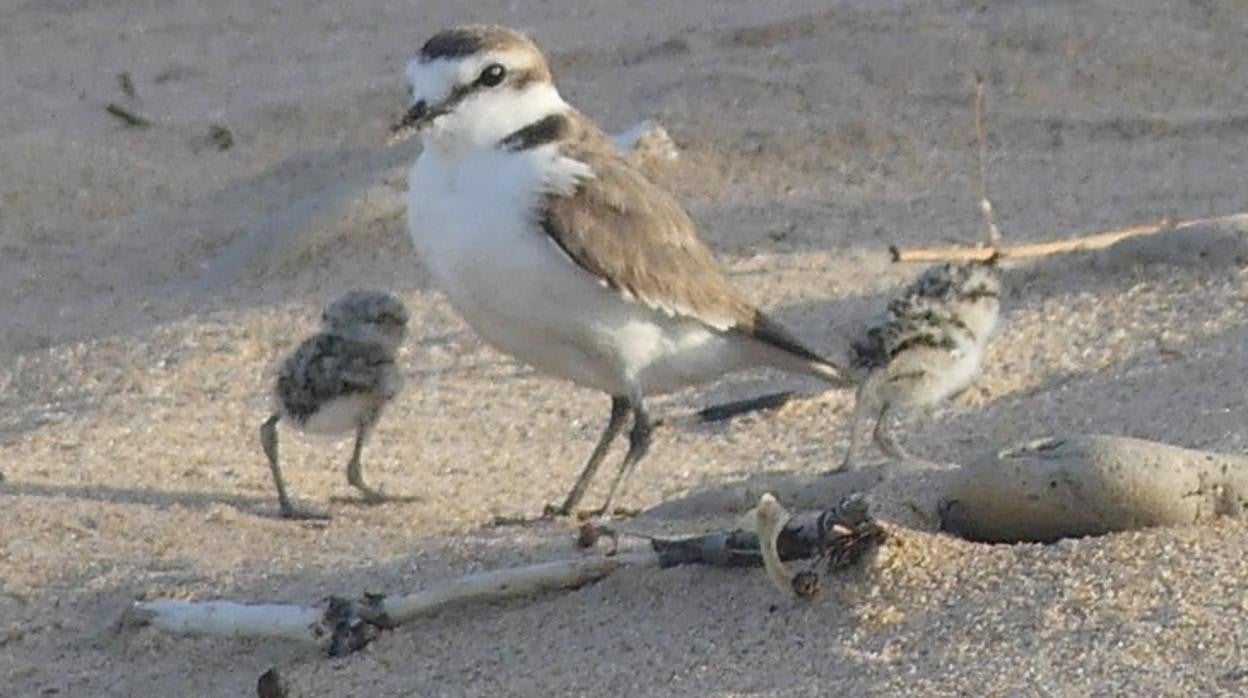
[478,63,506,87]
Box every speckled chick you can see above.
[841,260,1001,471]
[260,290,409,519]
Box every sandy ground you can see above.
[3,0,1248,695]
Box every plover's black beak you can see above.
[389,99,431,144]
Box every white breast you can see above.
[406,145,747,397]
[294,394,375,436]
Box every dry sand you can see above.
[3,0,1248,695]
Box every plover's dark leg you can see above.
[261,414,329,520]
[552,396,630,517]
[872,403,911,461]
[593,400,653,517]
[346,420,386,504]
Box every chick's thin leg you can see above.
[346,420,386,504]
[261,415,329,520]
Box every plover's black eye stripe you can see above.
[500,113,569,151]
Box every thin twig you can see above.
[887,212,1248,263]
[972,71,1003,246]
[105,103,151,128]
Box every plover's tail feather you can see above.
[747,312,854,388]
[701,313,854,423]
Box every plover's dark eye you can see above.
[478,63,506,87]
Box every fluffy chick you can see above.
[841,260,1001,471]
[260,290,408,519]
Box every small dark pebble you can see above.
[117,71,136,99]
[257,667,289,698]
[791,570,820,599]
[575,522,597,549]
[208,124,234,151]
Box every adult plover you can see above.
[392,24,851,517]
[260,290,408,519]
[841,259,1001,470]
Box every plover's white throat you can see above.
[260,290,409,519]
[841,259,1001,471]
[394,24,851,517]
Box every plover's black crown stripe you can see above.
[500,113,569,151]
[419,24,543,62]
[420,28,487,60]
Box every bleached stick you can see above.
[127,600,326,643]
[125,496,881,655]
[124,554,650,654]
[361,552,654,627]
[888,213,1248,263]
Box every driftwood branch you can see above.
[123,494,883,656]
[123,555,643,656]
[889,213,1248,263]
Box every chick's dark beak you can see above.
[388,99,429,144]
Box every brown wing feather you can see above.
[538,112,847,384]
[540,113,757,332]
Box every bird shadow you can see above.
[1,480,273,512]
[327,493,424,507]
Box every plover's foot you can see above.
[572,505,642,521]
[511,503,642,522]
[355,485,388,505]
[489,508,564,527]
[823,455,857,476]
